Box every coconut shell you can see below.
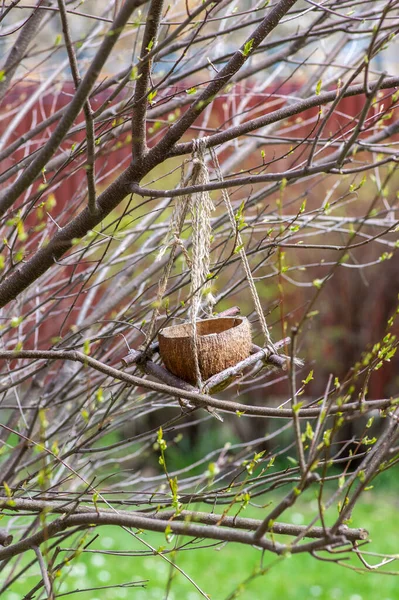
[158,317,252,385]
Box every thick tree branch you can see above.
[167,76,399,157]
[0,499,368,542]
[0,503,365,562]
[0,350,394,418]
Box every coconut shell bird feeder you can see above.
[158,316,252,386]
[123,140,283,396]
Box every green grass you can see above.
[3,493,399,600]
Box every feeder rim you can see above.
[159,316,248,340]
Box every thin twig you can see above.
[289,327,306,473]
[57,0,97,214]
[33,545,53,599]
[131,0,164,160]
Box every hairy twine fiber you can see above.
[189,138,215,388]
[208,145,276,355]
[141,161,191,353]
[144,138,275,387]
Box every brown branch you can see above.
[33,545,53,599]
[0,499,368,542]
[131,160,339,197]
[57,0,97,215]
[154,510,368,542]
[0,502,367,562]
[336,71,387,166]
[0,350,395,419]
[0,528,13,547]
[289,327,306,474]
[131,0,164,160]
[0,510,284,561]
[331,414,399,535]
[156,76,399,158]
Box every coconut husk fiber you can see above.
[158,316,252,385]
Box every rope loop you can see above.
[143,136,277,382]
[208,145,277,356]
[189,136,214,389]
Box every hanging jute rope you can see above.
[188,138,215,388]
[208,144,277,356]
[142,137,276,387]
[189,138,215,320]
[141,141,215,383]
[140,161,191,355]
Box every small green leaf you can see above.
[10,316,23,328]
[304,421,314,441]
[302,370,314,385]
[83,339,90,355]
[130,66,142,81]
[148,89,157,104]
[315,79,322,95]
[306,310,319,318]
[3,482,12,498]
[323,429,332,447]
[234,243,244,254]
[39,408,49,429]
[164,523,173,542]
[312,278,323,289]
[363,436,377,446]
[242,38,254,57]
[157,427,167,451]
[95,388,104,403]
[358,470,366,482]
